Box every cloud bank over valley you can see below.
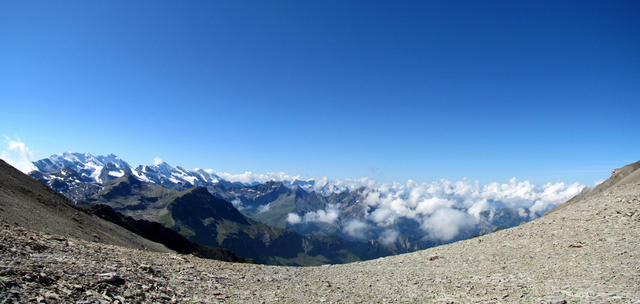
[286,178,584,243]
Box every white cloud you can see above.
[211,170,305,185]
[153,157,164,166]
[257,203,271,213]
[343,219,369,239]
[415,197,455,216]
[467,199,490,220]
[421,208,476,241]
[287,204,341,225]
[286,213,302,224]
[344,177,583,241]
[230,199,245,211]
[517,208,528,218]
[370,207,394,225]
[378,229,399,246]
[1,136,37,173]
[302,204,340,224]
[358,178,582,222]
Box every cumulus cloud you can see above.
[1,136,37,173]
[517,208,528,218]
[286,213,302,224]
[287,204,341,225]
[361,178,582,219]
[378,229,399,246]
[467,199,490,220]
[421,208,476,241]
[349,177,583,242]
[343,219,369,239]
[370,207,395,226]
[230,199,245,211]
[302,204,340,224]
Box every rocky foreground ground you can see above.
[1,177,639,303]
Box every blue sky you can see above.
[1,0,638,185]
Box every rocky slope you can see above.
[1,161,638,303]
[0,159,169,253]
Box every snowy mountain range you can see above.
[31,152,349,194]
[33,152,214,188]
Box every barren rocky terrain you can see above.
[1,162,639,303]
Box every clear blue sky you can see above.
[1,0,638,185]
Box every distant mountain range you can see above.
[28,152,580,264]
[31,152,346,194]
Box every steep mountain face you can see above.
[30,152,132,201]
[0,159,170,253]
[160,187,393,265]
[29,168,102,202]
[79,174,177,221]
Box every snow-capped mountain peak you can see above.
[127,160,220,190]
[33,152,131,184]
